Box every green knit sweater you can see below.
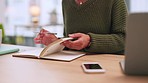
[62,0,128,54]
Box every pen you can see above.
[34,31,57,35]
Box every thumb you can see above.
[68,33,82,38]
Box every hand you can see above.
[34,29,58,46]
[62,33,90,50]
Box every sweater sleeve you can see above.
[62,1,66,37]
[84,0,128,54]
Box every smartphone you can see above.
[81,62,105,73]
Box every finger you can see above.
[34,38,41,44]
[63,40,83,50]
[42,29,49,33]
[68,33,82,38]
[41,36,54,45]
[44,40,49,46]
[39,29,49,35]
[62,41,72,46]
[34,40,41,44]
[40,39,46,45]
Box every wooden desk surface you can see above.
[0,45,148,83]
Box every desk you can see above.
[0,44,148,83]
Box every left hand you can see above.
[62,33,90,50]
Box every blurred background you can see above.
[0,0,148,47]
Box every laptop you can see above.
[120,13,148,75]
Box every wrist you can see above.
[86,34,91,48]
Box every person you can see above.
[34,0,128,54]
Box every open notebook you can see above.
[12,38,86,61]
[0,45,20,55]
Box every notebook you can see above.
[12,38,85,62]
[0,44,20,55]
[120,13,148,75]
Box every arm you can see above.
[62,0,67,37]
[84,0,128,54]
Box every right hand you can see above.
[34,29,58,46]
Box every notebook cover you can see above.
[0,45,19,55]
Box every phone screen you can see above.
[84,64,102,69]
